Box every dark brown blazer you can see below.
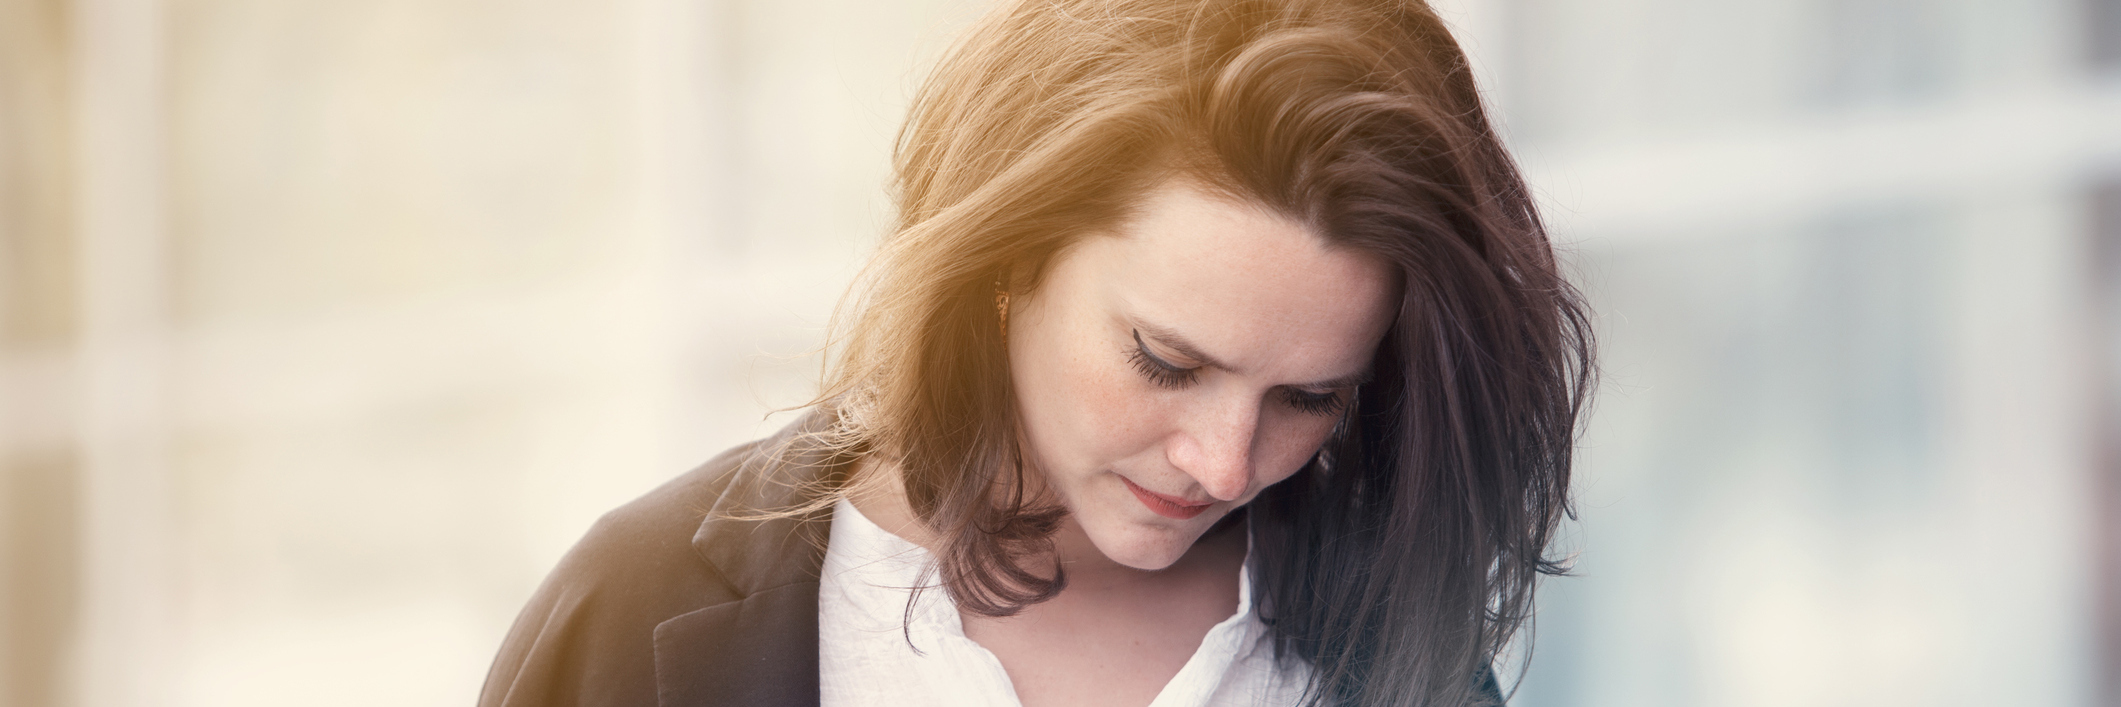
[478,414,841,707]
[476,412,1508,706]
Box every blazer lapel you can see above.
[651,583,820,707]
[652,413,846,707]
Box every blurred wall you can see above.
[0,0,983,704]
[0,1,2117,706]
[1451,0,2121,705]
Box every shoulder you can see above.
[477,420,825,707]
[554,438,765,604]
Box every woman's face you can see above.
[1007,179,1399,571]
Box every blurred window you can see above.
[2092,0,2121,71]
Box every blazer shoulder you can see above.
[476,437,772,707]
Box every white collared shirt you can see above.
[818,498,1311,707]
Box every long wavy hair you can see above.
[811,1,1594,704]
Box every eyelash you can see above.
[1128,330,1198,389]
[1127,330,1347,417]
[1283,389,1346,417]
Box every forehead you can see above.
[1068,180,1399,375]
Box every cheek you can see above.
[1064,362,1175,464]
[1014,319,1167,473]
[1253,407,1341,486]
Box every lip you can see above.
[1120,476,1214,520]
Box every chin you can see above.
[1085,514,1211,571]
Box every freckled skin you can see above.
[855,180,1398,707]
[1008,181,1397,574]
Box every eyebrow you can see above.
[1134,322,1375,390]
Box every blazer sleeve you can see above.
[477,460,748,707]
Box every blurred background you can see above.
[1,0,2116,705]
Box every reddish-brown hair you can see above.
[815,1,1593,704]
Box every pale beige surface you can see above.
[2,0,982,705]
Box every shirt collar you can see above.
[823,496,1269,664]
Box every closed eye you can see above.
[1129,329,1198,389]
[1279,387,1345,416]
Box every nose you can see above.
[1167,394,1259,502]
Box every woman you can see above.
[479,0,1592,705]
